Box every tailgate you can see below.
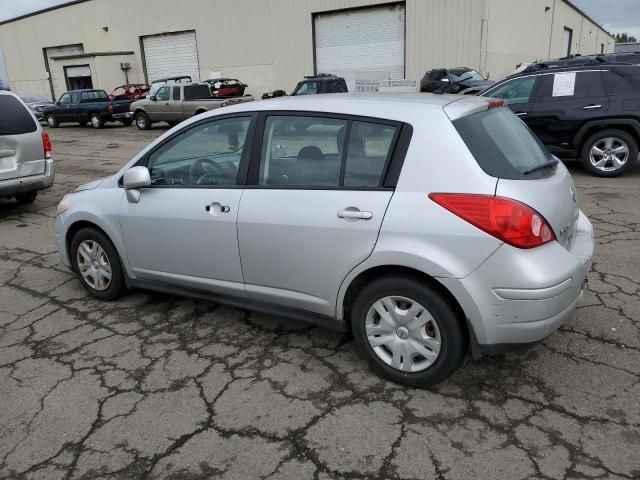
[496,163,580,250]
[0,94,44,181]
[111,101,131,114]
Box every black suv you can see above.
[292,74,348,95]
[420,67,494,94]
[480,64,640,177]
[521,53,640,73]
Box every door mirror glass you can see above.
[149,95,157,102]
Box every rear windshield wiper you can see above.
[523,158,559,175]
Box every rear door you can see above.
[528,70,609,150]
[168,86,183,121]
[237,113,403,316]
[0,94,44,181]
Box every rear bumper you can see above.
[0,159,55,197]
[112,112,133,120]
[440,210,594,352]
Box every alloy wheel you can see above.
[91,115,100,128]
[365,296,441,372]
[589,137,630,173]
[76,240,112,291]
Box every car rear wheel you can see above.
[581,129,638,177]
[121,118,133,127]
[351,275,467,387]
[46,114,58,128]
[135,112,151,130]
[15,191,38,204]
[90,113,104,129]
[70,228,125,301]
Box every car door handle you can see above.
[337,209,373,220]
[583,104,602,110]
[205,202,230,215]
[515,112,527,117]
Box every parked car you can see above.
[205,78,248,98]
[148,75,192,98]
[109,84,150,101]
[130,82,253,130]
[420,67,494,93]
[1,91,54,204]
[480,64,640,176]
[520,52,640,73]
[20,95,54,122]
[43,89,135,128]
[262,74,348,99]
[54,94,593,387]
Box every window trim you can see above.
[130,112,258,189]
[245,110,409,191]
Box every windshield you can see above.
[449,69,486,82]
[454,108,554,179]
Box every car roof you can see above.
[214,93,492,123]
[506,63,637,80]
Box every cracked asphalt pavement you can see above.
[1,124,639,480]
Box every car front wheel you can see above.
[581,129,638,177]
[351,275,467,387]
[70,228,125,301]
[46,114,58,128]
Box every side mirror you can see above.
[123,166,151,203]
[149,95,157,102]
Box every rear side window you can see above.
[454,108,553,179]
[604,68,640,96]
[184,85,212,100]
[344,122,397,187]
[172,87,181,100]
[0,95,37,135]
[536,71,605,102]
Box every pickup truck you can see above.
[42,89,134,129]
[130,83,253,130]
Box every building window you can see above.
[562,27,573,57]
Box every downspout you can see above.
[547,0,557,59]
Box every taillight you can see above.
[107,104,113,113]
[42,131,52,159]
[429,193,555,249]
[486,98,504,108]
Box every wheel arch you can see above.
[340,264,472,348]
[574,119,640,151]
[64,219,133,288]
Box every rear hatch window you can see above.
[0,95,37,135]
[453,108,554,179]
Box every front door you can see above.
[237,113,401,316]
[147,85,171,121]
[119,115,254,296]
[528,70,609,151]
[55,92,73,121]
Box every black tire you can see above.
[46,114,58,128]
[78,121,87,127]
[90,113,104,129]
[121,118,133,127]
[351,275,467,387]
[70,228,125,301]
[580,129,638,177]
[15,191,38,204]
[167,121,180,127]
[135,111,151,130]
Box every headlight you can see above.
[57,194,72,215]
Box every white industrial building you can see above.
[0,0,614,100]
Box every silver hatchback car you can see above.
[1,91,54,204]
[54,94,594,386]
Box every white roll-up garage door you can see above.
[142,31,200,83]
[314,4,405,91]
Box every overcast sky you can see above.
[0,0,639,39]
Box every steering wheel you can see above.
[189,158,227,185]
